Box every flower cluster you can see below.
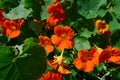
[1,0,120,80]
[37,0,120,79]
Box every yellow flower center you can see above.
[84,54,91,61]
[12,26,16,30]
[61,34,66,39]
[45,41,49,45]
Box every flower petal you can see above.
[47,60,59,70]
[73,58,83,70]
[39,72,63,80]
[57,39,74,50]
[51,35,61,46]
[83,61,94,72]
[108,56,120,64]
[6,29,20,38]
[58,65,71,74]
[45,45,54,53]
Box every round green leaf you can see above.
[74,37,91,51]
[75,0,107,19]
[3,0,32,20]
[0,43,47,80]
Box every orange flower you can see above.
[46,3,66,29]
[39,36,54,53]
[95,20,109,34]
[39,72,63,80]
[48,50,71,74]
[46,16,59,30]
[2,19,24,38]
[0,10,24,38]
[51,26,74,50]
[73,47,99,72]
[99,46,120,64]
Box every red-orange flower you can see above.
[0,9,24,38]
[39,36,54,53]
[2,19,24,38]
[73,47,99,72]
[39,72,63,80]
[95,20,109,34]
[51,26,74,50]
[99,46,120,64]
[46,3,66,29]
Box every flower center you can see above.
[98,23,106,30]
[45,41,49,45]
[61,34,66,39]
[81,53,92,62]
[84,54,91,60]
[52,11,58,16]
[12,26,16,30]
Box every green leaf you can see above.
[79,27,96,39]
[1,0,19,5]
[74,37,91,51]
[3,0,32,20]
[96,63,106,72]
[110,29,120,47]
[113,39,120,49]
[0,46,15,69]
[89,34,109,48]
[112,0,120,19]
[0,0,19,11]
[109,13,120,31]
[75,0,107,19]
[24,0,42,19]
[23,37,39,44]
[64,1,81,22]
[40,0,53,20]
[112,67,120,80]
[0,34,10,45]
[24,0,34,8]
[29,21,42,36]
[0,43,47,80]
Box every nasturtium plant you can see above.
[1,0,120,80]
